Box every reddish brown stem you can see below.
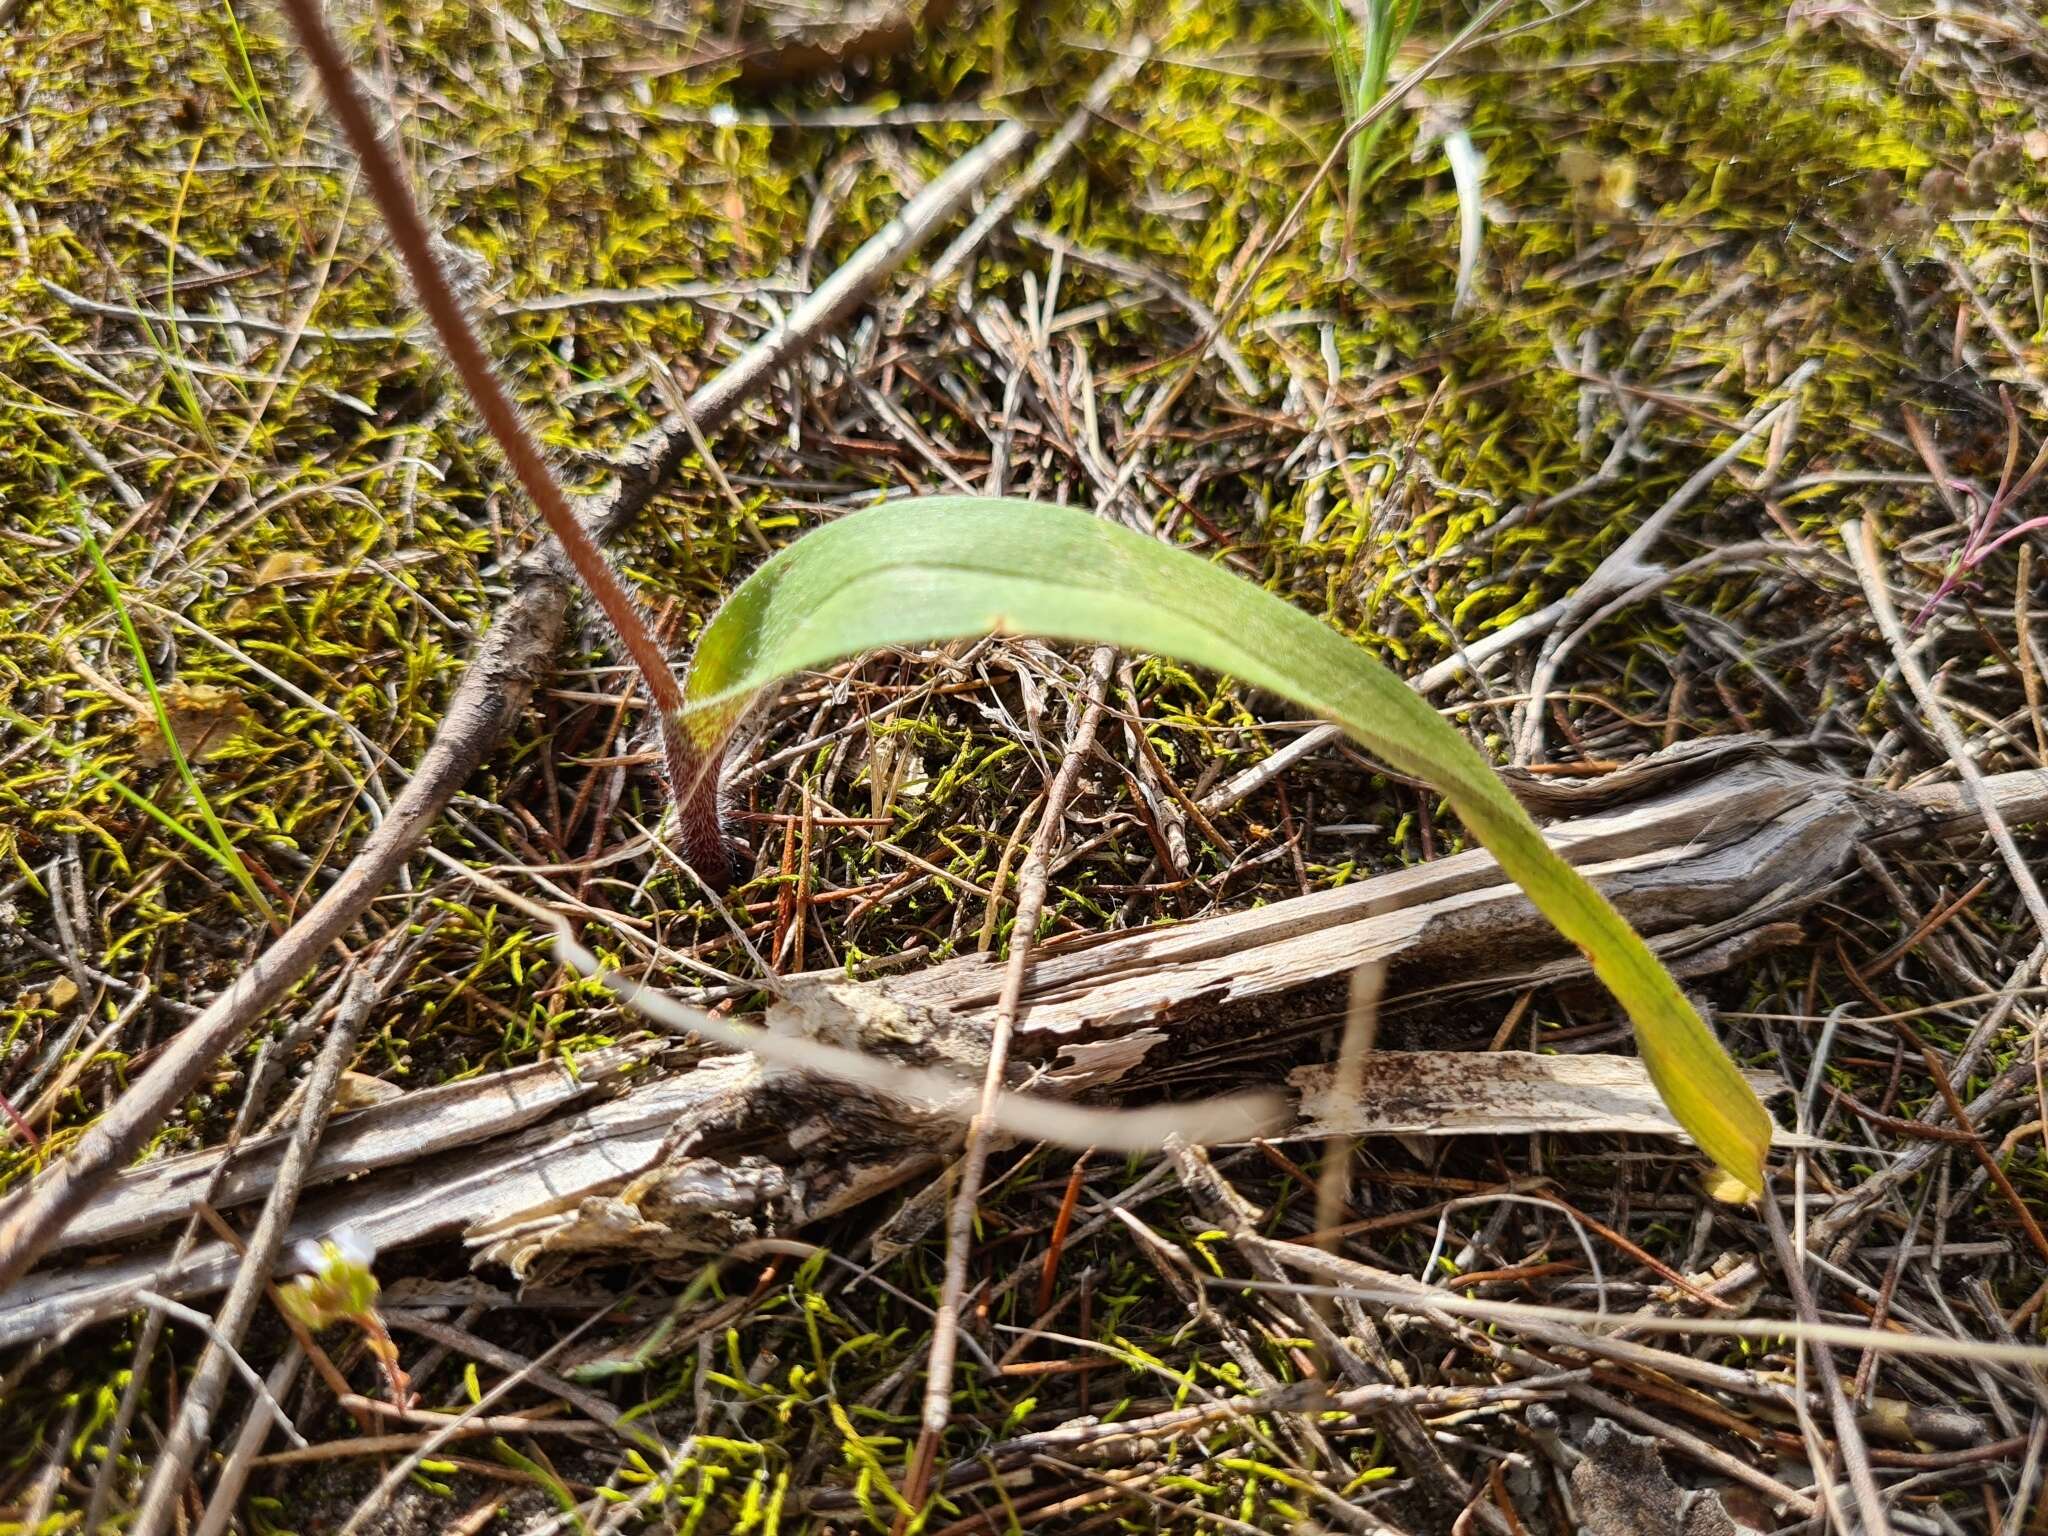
[276,0,731,887]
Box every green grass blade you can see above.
[1307,0,1421,210]
[682,497,1772,1195]
[76,516,279,927]
[0,704,240,872]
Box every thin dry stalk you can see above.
[274,0,731,875]
[16,1404,77,1536]
[78,974,345,1534]
[128,957,391,1536]
[193,1348,306,1536]
[0,45,1040,1295]
[1845,516,2048,952]
[332,1305,614,1536]
[1514,361,1818,762]
[902,646,1117,1520]
[1313,960,1385,1318]
[909,41,1151,303]
[2017,543,2045,758]
[1760,1180,1895,1536]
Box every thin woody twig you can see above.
[276,0,717,866]
[1845,516,2048,954]
[908,41,1151,305]
[901,646,1118,1520]
[129,957,395,1536]
[192,1347,304,1536]
[77,973,337,1536]
[333,1305,612,1536]
[127,1291,307,1450]
[0,76,1040,1294]
[1515,360,1819,762]
[1761,1180,1895,1536]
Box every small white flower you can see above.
[293,1225,376,1274]
[329,1225,376,1269]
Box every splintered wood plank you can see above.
[1290,1052,1806,1145]
[45,1043,663,1253]
[4,749,2039,1346]
[0,1057,756,1350]
[876,753,1867,1037]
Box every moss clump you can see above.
[3,0,2044,1527]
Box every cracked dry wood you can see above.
[4,741,2043,1348]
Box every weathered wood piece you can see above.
[1292,1053,1795,1142]
[3,743,2040,1348]
[878,741,1995,1043]
[0,1058,758,1348]
[47,1044,660,1254]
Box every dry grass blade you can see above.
[1844,516,2048,952]
[127,957,395,1536]
[1760,1179,1893,1536]
[1313,961,1384,1314]
[1230,1240,2048,1369]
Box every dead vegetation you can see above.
[3,0,2048,1531]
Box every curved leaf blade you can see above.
[683,496,1772,1194]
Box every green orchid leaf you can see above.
[682,496,1772,1195]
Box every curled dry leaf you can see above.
[127,681,251,766]
[1570,1419,1748,1536]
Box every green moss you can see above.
[2,0,2043,1524]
